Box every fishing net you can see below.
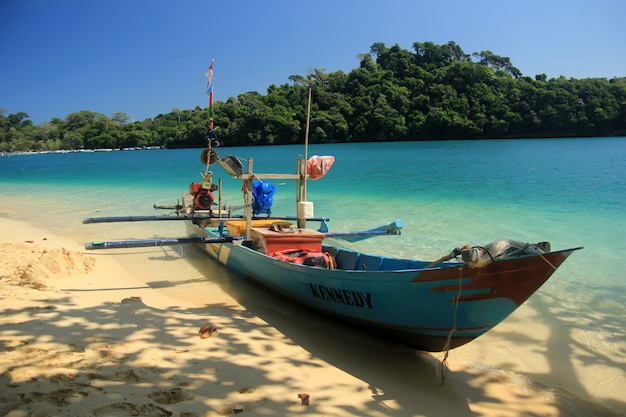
[462,240,550,269]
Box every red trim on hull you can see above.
[415,250,576,306]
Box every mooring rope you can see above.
[440,266,463,385]
[538,252,558,271]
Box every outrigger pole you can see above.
[85,235,243,250]
[82,214,332,224]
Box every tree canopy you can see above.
[2,41,625,152]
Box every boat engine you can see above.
[189,182,215,211]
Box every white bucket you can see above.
[297,201,314,219]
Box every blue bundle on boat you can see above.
[252,181,276,216]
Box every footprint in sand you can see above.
[115,369,141,382]
[93,402,172,417]
[148,387,194,404]
[215,405,245,415]
[30,388,89,407]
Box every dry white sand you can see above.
[0,215,618,417]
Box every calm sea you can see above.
[1,138,625,413]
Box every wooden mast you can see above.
[297,88,313,228]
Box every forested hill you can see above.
[2,41,626,152]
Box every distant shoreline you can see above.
[1,146,162,157]
[4,135,626,157]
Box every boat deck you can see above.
[322,245,434,271]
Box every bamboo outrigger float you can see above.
[84,62,582,352]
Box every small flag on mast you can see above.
[205,58,214,89]
[205,59,215,131]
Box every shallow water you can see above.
[1,138,624,413]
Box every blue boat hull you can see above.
[186,221,580,352]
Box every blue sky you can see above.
[1,0,624,125]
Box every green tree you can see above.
[61,131,83,149]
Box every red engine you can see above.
[189,182,214,210]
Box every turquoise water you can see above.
[1,138,625,412]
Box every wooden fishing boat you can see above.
[83,66,582,352]
[188,157,581,351]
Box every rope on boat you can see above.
[440,266,463,385]
[538,252,558,271]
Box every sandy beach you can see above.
[0,214,617,417]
